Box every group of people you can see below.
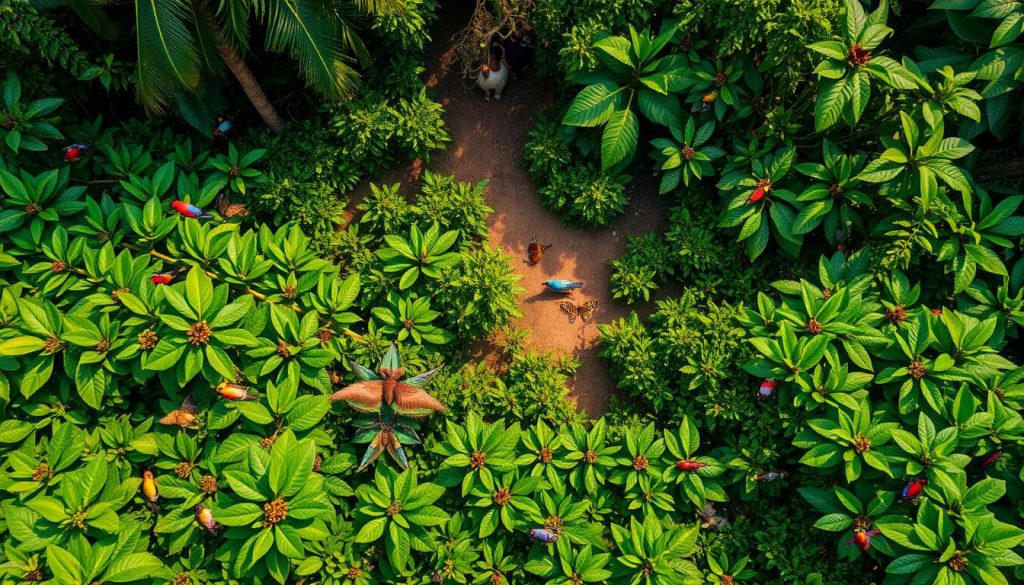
[476,20,533,102]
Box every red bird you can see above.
[150,270,182,285]
[898,478,927,501]
[847,528,881,551]
[676,460,706,472]
[63,143,90,162]
[171,200,214,220]
[931,308,943,316]
[746,185,766,204]
[757,379,778,399]
[979,451,1001,468]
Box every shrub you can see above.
[538,164,629,227]
[413,171,492,246]
[432,244,525,341]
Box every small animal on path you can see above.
[559,300,597,325]
[543,279,584,294]
[476,55,508,102]
[526,234,551,264]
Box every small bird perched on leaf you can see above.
[213,117,233,138]
[329,344,445,417]
[676,459,707,472]
[159,394,198,428]
[747,186,765,204]
[216,191,248,218]
[526,234,552,264]
[754,470,788,482]
[848,528,881,551]
[543,279,584,294]
[63,143,90,162]
[216,382,258,401]
[528,528,559,543]
[171,200,214,220]
[140,470,159,512]
[693,91,716,113]
[979,450,1001,468]
[151,268,185,285]
[757,379,778,399]
[898,478,927,502]
[194,505,218,535]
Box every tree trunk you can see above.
[194,3,286,135]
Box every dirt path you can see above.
[379,12,667,415]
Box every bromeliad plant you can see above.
[215,431,334,583]
[808,0,912,131]
[377,222,460,290]
[352,466,449,572]
[0,73,64,153]
[649,117,724,193]
[661,416,727,507]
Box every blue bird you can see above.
[214,118,233,137]
[544,279,584,293]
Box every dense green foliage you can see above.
[2,0,1024,583]
[524,0,1024,582]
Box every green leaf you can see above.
[274,524,305,558]
[46,545,85,584]
[355,517,387,543]
[0,336,44,356]
[601,107,639,169]
[217,503,263,526]
[814,513,854,531]
[563,82,621,127]
[103,552,165,583]
[815,77,848,132]
[800,443,843,468]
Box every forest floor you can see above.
[360,13,667,415]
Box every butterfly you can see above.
[559,300,597,325]
[159,394,198,428]
[216,192,248,218]
[328,344,446,417]
[698,502,727,530]
[527,234,551,264]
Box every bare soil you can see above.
[360,12,668,416]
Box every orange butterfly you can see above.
[159,394,198,428]
[559,300,597,325]
[216,192,248,218]
[527,234,552,264]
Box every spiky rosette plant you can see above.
[351,404,423,471]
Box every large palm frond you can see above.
[213,0,252,52]
[188,3,226,78]
[256,0,359,102]
[134,0,202,114]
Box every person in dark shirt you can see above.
[501,21,533,79]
